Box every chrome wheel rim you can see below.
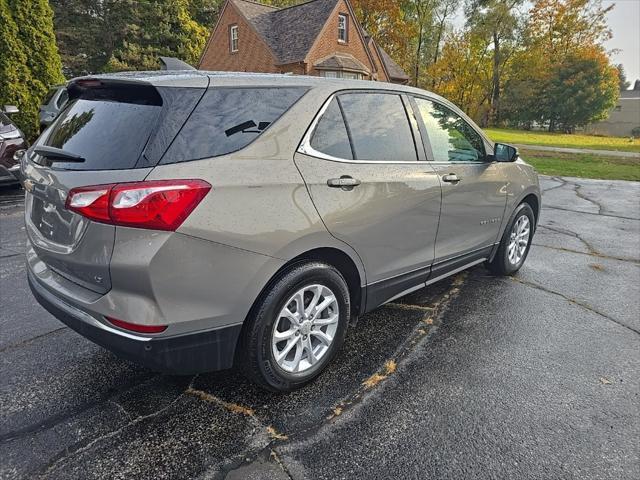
[272,284,339,374]
[508,215,530,265]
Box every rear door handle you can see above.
[327,177,361,189]
[442,173,460,183]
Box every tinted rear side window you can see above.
[338,93,417,162]
[309,98,353,159]
[42,98,161,170]
[161,87,308,164]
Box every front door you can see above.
[296,92,441,310]
[412,97,507,274]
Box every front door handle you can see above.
[442,173,461,184]
[327,176,361,189]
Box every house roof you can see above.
[375,44,409,82]
[314,53,370,74]
[232,0,340,65]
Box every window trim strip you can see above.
[297,91,425,165]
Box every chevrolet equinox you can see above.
[24,72,540,391]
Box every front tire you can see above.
[240,261,350,392]
[486,203,535,275]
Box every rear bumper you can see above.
[0,164,20,185]
[28,268,242,374]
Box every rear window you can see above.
[0,113,16,134]
[161,87,308,164]
[42,97,161,170]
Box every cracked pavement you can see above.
[1,175,639,479]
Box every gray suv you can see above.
[24,72,540,391]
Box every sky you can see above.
[604,0,640,87]
[450,0,640,88]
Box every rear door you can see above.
[412,96,507,273]
[23,79,206,293]
[296,91,442,310]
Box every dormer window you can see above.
[338,14,348,43]
[230,25,238,52]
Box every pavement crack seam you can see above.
[531,242,640,264]
[384,303,435,312]
[185,387,256,418]
[572,182,605,216]
[270,448,295,480]
[324,272,468,423]
[538,224,600,256]
[543,205,639,221]
[37,388,188,478]
[510,277,640,336]
[541,176,568,192]
[0,327,68,353]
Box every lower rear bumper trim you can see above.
[28,269,242,374]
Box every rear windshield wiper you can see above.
[33,146,85,163]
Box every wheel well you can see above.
[522,194,540,226]
[292,248,363,317]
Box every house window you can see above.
[320,71,362,80]
[230,25,238,52]
[338,14,348,42]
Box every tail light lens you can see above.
[66,179,211,231]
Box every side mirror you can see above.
[494,143,518,162]
[3,105,19,114]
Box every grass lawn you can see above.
[520,149,640,181]
[485,128,640,153]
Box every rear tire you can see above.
[240,261,350,392]
[486,203,535,276]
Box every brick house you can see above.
[199,0,409,84]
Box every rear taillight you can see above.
[106,316,167,334]
[65,179,211,231]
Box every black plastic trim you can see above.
[28,270,242,374]
[364,266,430,313]
[429,245,493,280]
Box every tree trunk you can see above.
[431,7,448,89]
[490,30,501,126]
[414,23,424,87]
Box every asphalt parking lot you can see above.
[1,175,639,480]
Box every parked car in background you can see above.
[25,72,540,392]
[39,84,68,131]
[0,106,27,187]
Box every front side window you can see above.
[414,98,486,162]
[338,92,417,162]
[309,98,353,159]
[338,14,348,42]
[230,25,238,52]
[162,87,308,164]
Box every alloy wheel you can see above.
[271,284,339,373]
[507,215,530,265]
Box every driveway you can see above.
[1,176,638,480]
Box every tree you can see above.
[51,0,221,76]
[351,0,416,73]
[105,0,209,71]
[1,0,64,139]
[465,0,523,125]
[617,64,631,91]
[502,0,619,131]
[0,0,32,135]
[544,49,618,132]
[428,29,493,120]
